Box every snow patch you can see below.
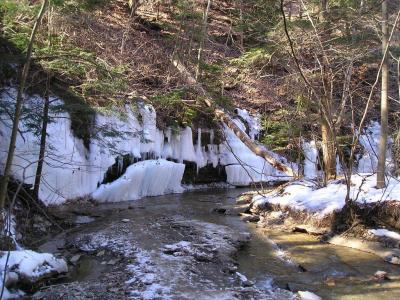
[253,174,400,218]
[0,250,67,298]
[298,291,322,300]
[369,229,400,241]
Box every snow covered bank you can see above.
[252,174,400,218]
[369,229,400,241]
[0,250,67,299]
[92,159,185,202]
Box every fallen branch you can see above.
[171,58,296,177]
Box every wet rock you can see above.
[212,207,226,214]
[107,258,120,265]
[260,211,286,225]
[385,255,400,265]
[374,270,389,280]
[70,254,81,265]
[292,225,328,235]
[325,276,336,286]
[235,194,253,205]
[240,213,260,223]
[221,204,251,215]
[121,219,130,223]
[5,271,19,286]
[298,290,322,300]
[0,235,17,251]
[74,215,96,224]
[236,272,253,287]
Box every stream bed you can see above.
[36,188,400,299]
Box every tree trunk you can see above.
[33,79,50,199]
[377,0,389,188]
[128,0,140,16]
[172,58,296,177]
[321,115,336,181]
[0,0,49,209]
[238,0,244,48]
[299,0,303,18]
[195,0,212,80]
[320,0,328,21]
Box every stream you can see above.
[36,188,400,300]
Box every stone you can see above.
[385,255,400,265]
[97,250,105,257]
[374,270,389,280]
[121,219,130,223]
[222,204,250,215]
[107,258,119,265]
[70,254,81,265]
[5,271,19,286]
[240,213,260,223]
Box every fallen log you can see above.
[172,58,296,177]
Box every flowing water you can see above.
[40,188,400,299]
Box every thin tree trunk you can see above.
[321,115,336,181]
[238,0,244,48]
[33,78,50,199]
[195,0,212,80]
[397,58,400,110]
[320,0,328,21]
[377,0,389,188]
[172,58,296,177]
[0,0,49,209]
[299,0,303,18]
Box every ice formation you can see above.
[219,119,292,186]
[0,88,291,204]
[357,121,392,173]
[92,159,185,202]
[235,108,261,140]
[302,140,319,179]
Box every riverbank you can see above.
[234,174,400,267]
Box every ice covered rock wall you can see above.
[0,89,290,204]
[0,88,186,205]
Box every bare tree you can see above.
[0,0,49,210]
[33,78,50,199]
[377,0,389,188]
[281,0,337,182]
[195,0,212,80]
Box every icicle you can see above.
[196,128,202,174]
[117,156,123,174]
